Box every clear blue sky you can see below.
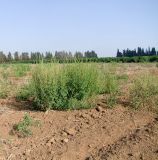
[0,0,158,57]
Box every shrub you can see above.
[97,64,118,94]
[23,63,100,110]
[16,84,33,101]
[0,78,10,98]
[104,74,119,108]
[104,74,118,94]
[129,75,158,109]
[18,63,119,110]
[97,68,119,108]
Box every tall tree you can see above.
[84,50,97,58]
[0,52,7,63]
[74,51,83,58]
[116,49,122,57]
[21,52,29,60]
[45,52,53,59]
[137,47,142,56]
[151,47,156,55]
[55,51,72,60]
[14,52,19,61]
[7,52,12,61]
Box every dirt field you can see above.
[0,63,158,160]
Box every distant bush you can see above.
[149,56,158,62]
[13,64,30,77]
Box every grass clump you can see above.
[0,66,11,98]
[1,70,9,80]
[13,113,40,137]
[0,90,8,99]
[13,64,30,77]
[18,63,120,110]
[104,73,118,94]
[0,78,10,98]
[98,71,119,108]
[116,74,128,81]
[106,92,118,108]
[129,75,158,110]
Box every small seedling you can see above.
[13,113,40,137]
[0,91,7,99]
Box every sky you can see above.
[0,0,158,57]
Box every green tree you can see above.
[84,50,97,58]
[21,52,29,60]
[0,52,7,63]
[74,51,83,58]
[7,52,12,61]
[14,52,19,61]
[45,52,53,60]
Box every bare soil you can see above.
[0,102,158,160]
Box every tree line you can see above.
[0,48,158,64]
[117,47,158,57]
[0,50,97,63]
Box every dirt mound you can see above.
[0,104,158,160]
